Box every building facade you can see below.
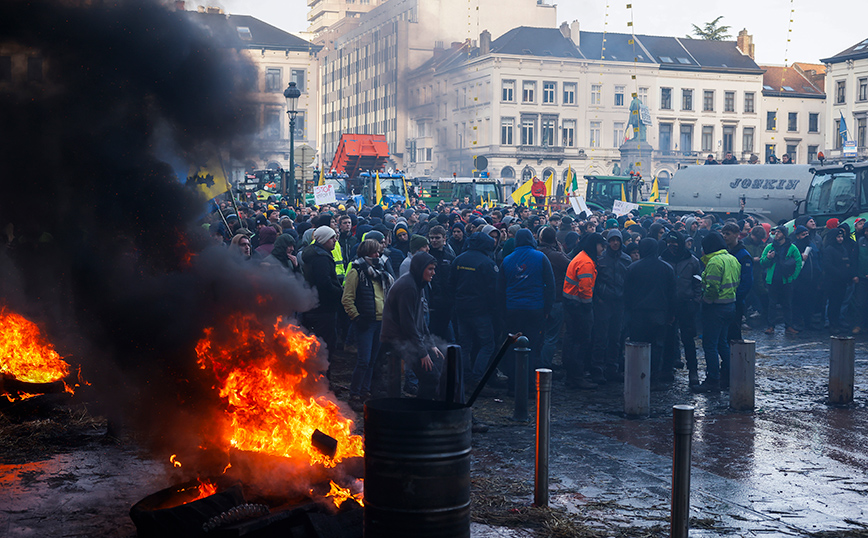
[758,65,825,164]
[822,39,868,160]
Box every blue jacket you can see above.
[451,233,498,316]
[728,241,753,302]
[497,229,555,313]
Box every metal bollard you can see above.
[624,342,651,418]
[387,351,401,398]
[513,336,530,422]
[829,336,856,404]
[445,345,462,404]
[671,405,695,538]
[534,368,552,507]
[729,340,756,411]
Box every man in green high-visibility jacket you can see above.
[693,231,741,393]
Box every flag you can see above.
[544,172,554,212]
[510,178,534,205]
[317,167,325,186]
[564,165,579,197]
[375,172,384,207]
[649,176,660,202]
[187,157,230,200]
[840,112,849,143]
[402,175,410,207]
[665,190,669,204]
[620,182,626,202]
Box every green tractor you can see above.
[583,175,667,216]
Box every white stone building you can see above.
[822,38,868,160]
[758,65,825,164]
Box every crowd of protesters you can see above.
[206,192,868,414]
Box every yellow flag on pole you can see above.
[510,178,534,205]
[649,176,660,202]
[620,182,627,202]
[402,175,410,207]
[544,172,554,211]
[317,167,325,187]
[187,157,230,200]
[375,172,384,207]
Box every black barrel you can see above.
[364,398,472,538]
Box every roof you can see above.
[820,38,868,64]
[491,27,582,58]
[760,66,825,98]
[184,11,318,52]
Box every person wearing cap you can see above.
[591,228,632,383]
[563,233,607,389]
[721,222,753,341]
[660,231,702,386]
[399,234,430,277]
[692,232,741,393]
[791,224,822,331]
[760,226,802,336]
[301,226,343,375]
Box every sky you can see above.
[217,0,867,65]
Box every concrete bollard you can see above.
[534,368,552,507]
[829,336,856,404]
[671,405,695,538]
[624,342,651,418]
[729,340,756,411]
[513,336,530,422]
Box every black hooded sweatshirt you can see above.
[380,252,437,359]
[625,238,676,321]
[659,231,702,303]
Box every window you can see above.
[808,145,818,162]
[501,118,514,145]
[682,89,693,111]
[766,111,777,131]
[836,80,846,104]
[264,109,281,139]
[723,125,734,153]
[522,81,535,103]
[744,92,755,113]
[265,67,282,92]
[426,148,432,161]
[502,80,515,102]
[860,78,868,101]
[660,87,672,110]
[562,119,576,147]
[589,121,601,148]
[543,81,556,104]
[291,69,306,92]
[701,126,714,151]
[703,90,714,112]
[743,127,755,153]
[614,85,625,106]
[809,113,819,133]
[765,144,776,160]
[659,123,673,153]
[788,112,798,132]
[27,57,43,82]
[786,144,798,162]
[563,82,576,105]
[541,117,556,146]
[835,119,843,149]
[859,118,867,148]
[590,84,601,105]
[638,87,649,107]
[680,124,693,152]
[724,91,735,112]
[521,117,535,145]
[0,56,10,82]
[293,111,306,138]
[613,122,625,147]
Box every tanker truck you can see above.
[667,164,812,224]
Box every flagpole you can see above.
[218,154,242,223]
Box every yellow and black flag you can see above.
[187,158,230,200]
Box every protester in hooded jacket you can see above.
[563,233,607,389]
[261,234,300,273]
[426,225,455,340]
[591,228,632,382]
[388,222,411,270]
[693,232,741,393]
[660,231,703,386]
[380,252,445,400]
[497,229,555,394]
[624,238,676,385]
[537,227,570,370]
[721,223,753,341]
[823,227,857,334]
[760,226,802,335]
[448,221,467,256]
[253,225,278,260]
[342,239,394,410]
[301,226,344,376]
[791,224,823,331]
[452,232,498,386]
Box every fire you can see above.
[0,308,70,384]
[195,314,364,468]
[324,480,364,508]
[170,454,182,468]
[174,478,219,505]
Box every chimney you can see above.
[559,22,569,39]
[206,6,223,15]
[570,20,580,47]
[197,5,205,12]
[480,30,491,55]
[737,29,755,59]
[174,0,185,10]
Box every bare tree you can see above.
[687,16,732,41]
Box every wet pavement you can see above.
[2,327,868,537]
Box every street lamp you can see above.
[284,81,301,205]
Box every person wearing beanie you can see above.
[760,226,802,337]
[253,225,278,260]
[605,218,619,230]
[660,231,703,386]
[591,228,633,383]
[692,231,742,393]
[301,226,344,376]
[721,222,754,343]
[399,235,430,276]
[564,231,580,256]
[537,226,570,371]
[448,221,467,255]
[790,222,822,331]
[563,233,607,389]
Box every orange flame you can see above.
[324,480,364,508]
[195,314,364,467]
[175,478,218,505]
[170,454,182,468]
[0,308,70,384]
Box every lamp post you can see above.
[284,81,301,206]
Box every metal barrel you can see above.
[829,336,856,405]
[729,340,756,411]
[364,398,472,538]
[513,336,530,422]
[624,342,651,418]
[671,404,695,538]
[535,369,552,507]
